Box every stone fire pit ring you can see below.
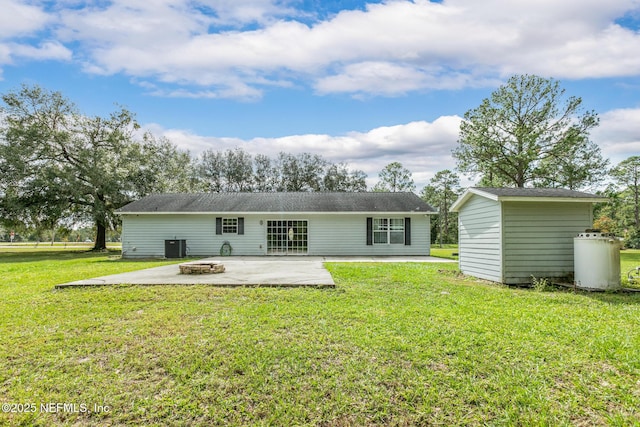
[179,261,225,274]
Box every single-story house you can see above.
[450,187,608,285]
[116,192,436,258]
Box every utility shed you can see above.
[450,187,608,285]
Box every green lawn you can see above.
[0,242,121,252]
[1,251,640,426]
[622,249,640,286]
[429,244,459,260]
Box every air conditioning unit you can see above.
[165,239,187,258]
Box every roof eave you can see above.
[450,189,609,212]
[497,196,609,203]
[451,188,493,212]
[116,210,438,215]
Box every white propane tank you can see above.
[574,230,621,290]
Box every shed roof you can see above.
[450,187,608,212]
[117,192,436,214]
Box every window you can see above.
[216,217,244,235]
[222,218,238,234]
[373,218,404,244]
[373,218,388,244]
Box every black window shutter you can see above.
[216,217,222,235]
[238,217,244,235]
[366,217,373,245]
[404,217,411,245]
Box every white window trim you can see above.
[222,217,238,234]
[373,217,404,245]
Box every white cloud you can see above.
[145,83,264,101]
[8,41,72,61]
[3,0,640,98]
[0,0,67,69]
[592,108,640,165]
[144,106,640,189]
[315,62,438,96]
[45,0,640,98]
[0,44,10,65]
[198,0,298,25]
[0,0,50,38]
[144,115,463,189]
[315,62,501,96]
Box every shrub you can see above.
[624,229,640,249]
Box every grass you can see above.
[622,249,640,287]
[1,251,640,425]
[0,242,121,252]
[430,244,459,260]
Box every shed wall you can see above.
[457,195,502,282]
[121,213,430,257]
[502,202,592,284]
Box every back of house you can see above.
[117,192,436,258]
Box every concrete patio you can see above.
[55,256,455,289]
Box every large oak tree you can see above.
[0,85,192,250]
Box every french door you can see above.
[266,220,308,255]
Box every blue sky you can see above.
[1,0,640,189]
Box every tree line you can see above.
[195,149,366,193]
[1,76,638,250]
[0,85,402,249]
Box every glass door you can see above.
[266,220,308,255]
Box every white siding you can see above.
[502,202,592,284]
[121,214,265,257]
[306,214,430,256]
[457,195,502,282]
[121,213,431,258]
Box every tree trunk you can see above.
[93,192,108,251]
[635,186,639,229]
[94,221,107,250]
[443,192,449,245]
[635,171,639,229]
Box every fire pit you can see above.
[179,261,225,274]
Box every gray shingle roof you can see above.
[472,187,605,199]
[450,186,608,212]
[117,192,435,214]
